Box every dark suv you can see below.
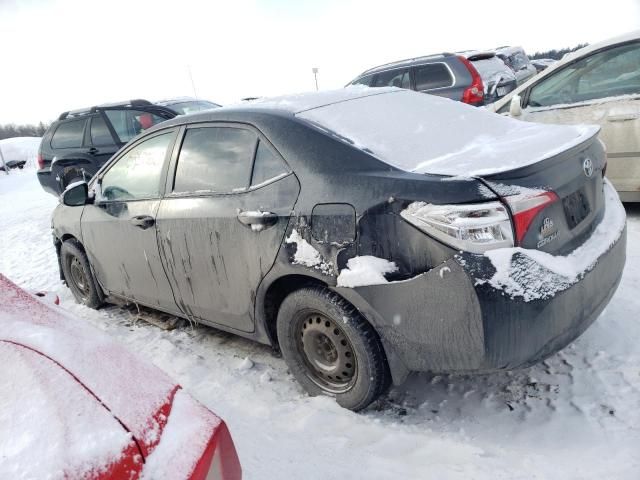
[37,100,177,196]
[347,53,485,105]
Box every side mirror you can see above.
[509,95,523,117]
[62,181,89,206]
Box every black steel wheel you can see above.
[60,240,104,309]
[277,286,391,411]
[297,311,357,393]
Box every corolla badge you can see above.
[537,217,558,248]
[583,157,594,177]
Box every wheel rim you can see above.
[297,312,357,394]
[69,256,89,301]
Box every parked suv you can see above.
[347,53,486,105]
[37,99,177,196]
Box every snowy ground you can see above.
[1,168,639,479]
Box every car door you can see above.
[81,128,181,313]
[517,40,640,201]
[156,124,300,332]
[86,113,121,176]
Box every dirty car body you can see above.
[51,87,626,410]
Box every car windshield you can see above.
[528,42,640,107]
[168,101,220,115]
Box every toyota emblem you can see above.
[583,158,594,177]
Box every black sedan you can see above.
[52,87,626,411]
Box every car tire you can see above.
[276,286,391,411]
[60,240,104,309]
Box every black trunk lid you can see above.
[479,132,606,255]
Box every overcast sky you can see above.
[1,0,639,124]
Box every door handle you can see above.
[237,210,278,229]
[88,147,99,155]
[607,113,639,122]
[130,215,155,229]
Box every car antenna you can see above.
[187,65,198,100]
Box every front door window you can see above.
[100,133,173,201]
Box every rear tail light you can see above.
[504,191,559,245]
[401,201,513,253]
[192,422,242,480]
[37,153,45,170]
[457,56,485,105]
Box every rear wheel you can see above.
[60,240,103,309]
[276,286,391,411]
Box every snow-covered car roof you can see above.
[495,46,527,56]
[0,274,241,479]
[237,87,598,177]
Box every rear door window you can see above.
[51,119,86,148]
[413,63,453,91]
[251,141,289,187]
[373,69,411,89]
[100,132,173,201]
[104,110,166,143]
[173,127,258,193]
[90,115,114,146]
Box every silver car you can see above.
[491,31,640,202]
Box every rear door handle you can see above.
[130,215,155,229]
[607,113,639,122]
[88,147,99,155]
[237,210,278,229]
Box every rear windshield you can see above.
[168,101,220,115]
[295,89,595,177]
[471,57,516,87]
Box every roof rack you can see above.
[58,99,154,120]
[360,52,454,76]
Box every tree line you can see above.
[530,43,588,60]
[0,122,49,140]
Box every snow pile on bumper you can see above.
[478,180,626,301]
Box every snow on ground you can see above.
[0,137,40,168]
[1,169,639,479]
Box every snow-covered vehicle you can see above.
[491,31,640,202]
[495,46,538,85]
[460,51,518,104]
[0,273,242,480]
[51,87,626,411]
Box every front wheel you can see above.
[60,240,103,309]
[277,286,391,411]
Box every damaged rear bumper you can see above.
[336,209,626,381]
